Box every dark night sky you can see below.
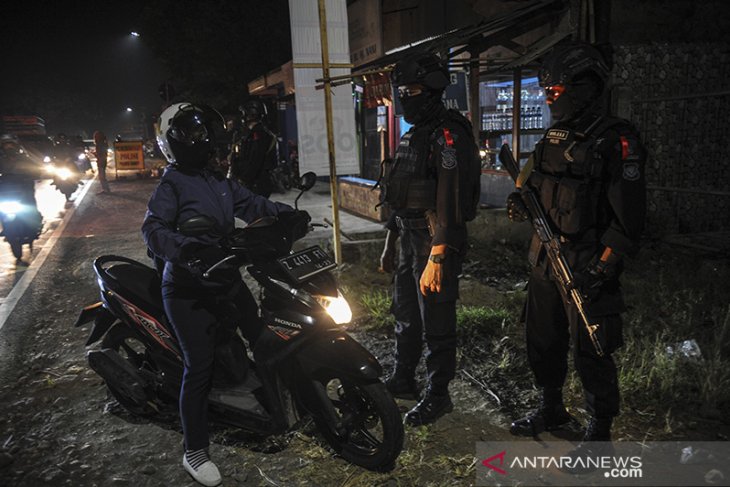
[0,0,170,138]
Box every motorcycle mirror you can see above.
[178,215,217,237]
[298,172,317,191]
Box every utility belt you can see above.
[394,216,429,231]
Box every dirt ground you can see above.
[0,178,728,486]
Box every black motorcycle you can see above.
[0,177,42,261]
[46,157,81,200]
[74,173,404,471]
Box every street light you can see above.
[130,31,140,37]
[126,107,133,112]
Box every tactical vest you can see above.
[380,110,480,219]
[530,115,626,237]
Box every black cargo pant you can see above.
[391,226,461,396]
[524,244,624,418]
[162,279,262,451]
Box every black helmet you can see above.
[391,53,450,91]
[538,42,610,88]
[240,99,267,123]
[157,102,224,168]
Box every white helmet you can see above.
[156,102,224,168]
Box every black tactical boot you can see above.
[510,388,581,437]
[404,389,453,426]
[384,369,420,400]
[561,417,614,474]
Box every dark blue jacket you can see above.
[142,165,292,287]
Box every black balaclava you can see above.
[402,90,444,125]
[549,74,602,123]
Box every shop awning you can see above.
[354,0,569,77]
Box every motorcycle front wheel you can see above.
[310,376,403,471]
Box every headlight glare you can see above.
[0,201,24,217]
[314,291,352,325]
[56,168,72,180]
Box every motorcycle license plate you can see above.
[277,246,336,283]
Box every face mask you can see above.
[548,79,599,122]
[401,91,444,125]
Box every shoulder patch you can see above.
[622,162,640,181]
[619,135,640,160]
[547,129,569,141]
[441,146,457,169]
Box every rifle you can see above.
[499,144,604,356]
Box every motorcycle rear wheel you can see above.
[100,324,161,416]
[310,376,403,471]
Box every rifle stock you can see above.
[499,144,605,356]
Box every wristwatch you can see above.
[428,253,447,264]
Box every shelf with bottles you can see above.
[479,83,549,133]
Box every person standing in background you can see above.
[93,130,110,194]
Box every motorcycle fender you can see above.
[297,332,382,381]
[74,302,103,327]
[79,305,117,346]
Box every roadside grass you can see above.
[346,244,730,440]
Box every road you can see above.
[0,176,511,486]
[0,179,86,300]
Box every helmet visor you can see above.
[397,85,425,99]
[169,106,211,146]
[544,84,566,105]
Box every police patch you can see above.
[622,162,640,181]
[547,129,569,141]
[441,146,457,169]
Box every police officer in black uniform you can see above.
[142,102,298,486]
[228,98,277,197]
[379,53,480,426]
[506,42,646,460]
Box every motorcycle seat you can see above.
[105,263,164,311]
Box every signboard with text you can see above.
[113,141,144,172]
[347,0,383,67]
[289,0,359,176]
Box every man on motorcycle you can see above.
[228,98,277,197]
[142,102,298,487]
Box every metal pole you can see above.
[317,0,343,264]
[512,68,522,163]
[469,47,481,146]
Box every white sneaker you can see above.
[183,453,222,487]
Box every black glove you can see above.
[280,210,311,241]
[506,192,530,222]
[573,251,620,301]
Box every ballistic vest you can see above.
[380,110,480,219]
[530,114,628,238]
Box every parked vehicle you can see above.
[74,173,404,471]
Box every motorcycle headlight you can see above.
[56,168,72,180]
[77,153,86,161]
[0,201,24,218]
[314,291,352,325]
[43,156,51,163]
